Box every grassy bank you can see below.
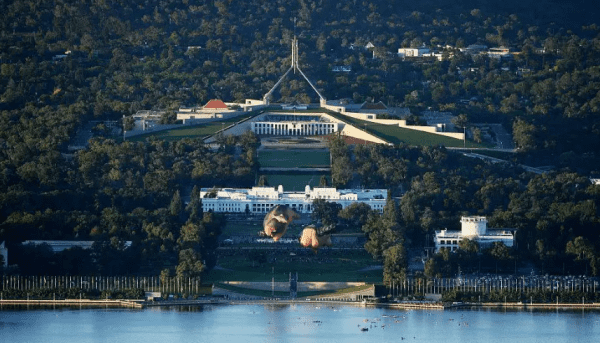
[327,111,489,148]
[214,282,373,298]
[126,113,256,142]
[258,149,331,168]
[207,250,382,283]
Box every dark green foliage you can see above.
[1,0,600,279]
[311,199,342,226]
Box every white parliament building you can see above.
[200,186,386,214]
[250,113,339,136]
[434,216,516,252]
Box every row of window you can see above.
[203,201,384,213]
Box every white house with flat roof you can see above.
[200,186,387,214]
[434,216,515,252]
[398,47,430,57]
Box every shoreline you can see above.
[0,299,143,308]
[2,298,600,311]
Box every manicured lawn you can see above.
[327,111,490,148]
[258,149,331,168]
[213,282,374,298]
[259,173,329,191]
[222,220,304,237]
[126,113,256,142]
[207,251,382,283]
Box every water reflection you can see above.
[1,304,600,343]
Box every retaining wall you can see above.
[222,281,366,292]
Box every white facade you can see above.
[434,216,515,252]
[488,47,511,58]
[398,48,430,57]
[200,186,386,214]
[252,121,338,136]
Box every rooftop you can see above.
[204,99,228,109]
[200,186,387,202]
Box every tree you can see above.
[176,248,205,279]
[472,127,482,143]
[512,117,537,151]
[185,186,203,221]
[486,241,512,273]
[170,190,183,217]
[123,116,135,131]
[319,175,329,187]
[451,114,468,130]
[258,175,269,186]
[383,243,407,286]
[566,236,597,275]
[339,202,375,230]
[178,222,202,248]
[311,199,342,226]
[459,238,479,254]
[457,238,479,273]
[331,155,353,187]
[424,258,439,278]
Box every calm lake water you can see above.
[1,304,599,343]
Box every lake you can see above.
[1,304,599,342]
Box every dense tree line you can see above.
[1,132,258,278]
[1,0,600,280]
[328,136,600,279]
[1,1,600,172]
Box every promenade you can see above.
[2,297,600,311]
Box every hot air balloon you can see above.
[299,224,335,252]
[260,205,300,241]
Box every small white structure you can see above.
[488,47,511,59]
[177,99,240,124]
[145,291,162,301]
[398,47,430,57]
[200,186,387,214]
[434,216,515,252]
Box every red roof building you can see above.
[204,99,228,109]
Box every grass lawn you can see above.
[327,111,490,148]
[213,283,373,298]
[258,149,331,168]
[126,113,256,142]
[207,251,382,283]
[259,173,329,191]
[222,220,306,237]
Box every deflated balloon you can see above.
[299,225,334,252]
[262,205,300,241]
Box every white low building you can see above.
[398,47,430,57]
[251,113,339,136]
[252,121,338,136]
[200,186,386,214]
[434,216,515,252]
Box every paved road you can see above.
[462,152,548,174]
[488,123,514,150]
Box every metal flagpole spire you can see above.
[262,17,325,104]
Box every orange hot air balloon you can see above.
[299,224,335,252]
[261,205,300,241]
